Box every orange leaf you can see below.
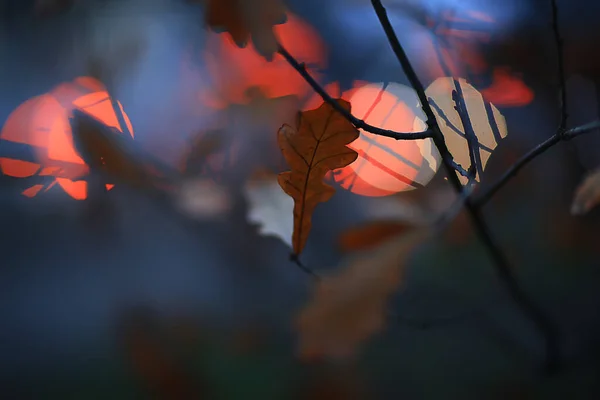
[295,229,431,361]
[571,168,600,215]
[278,100,360,255]
[203,0,287,58]
[338,220,415,253]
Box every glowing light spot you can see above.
[481,67,534,107]
[320,82,440,197]
[425,77,507,184]
[0,76,134,200]
[0,158,40,178]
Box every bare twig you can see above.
[475,133,560,206]
[289,253,321,281]
[275,0,600,374]
[369,0,560,373]
[277,45,433,141]
[452,80,482,179]
[474,120,600,207]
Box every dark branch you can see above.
[289,253,321,281]
[564,120,600,138]
[474,119,600,207]
[277,44,433,140]
[475,133,560,207]
[369,0,560,373]
[452,80,482,179]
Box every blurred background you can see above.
[1,0,600,398]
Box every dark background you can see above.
[1,0,600,398]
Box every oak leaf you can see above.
[202,0,287,58]
[571,168,600,215]
[295,229,431,361]
[69,110,174,191]
[278,100,360,255]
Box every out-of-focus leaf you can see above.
[69,110,173,190]
[202,0,287,58]
[295,228,431,361]
[117,307,202,400]
[277,100,359,255]
[338,220,415,253]
[571,168,600,215]
[244,169,294,248]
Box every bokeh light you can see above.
[0,77,134,200]
[424,76,507,183]
[306,82,441,197]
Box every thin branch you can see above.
[277,45,433,140]
[289,253,321,281]
[564,120,600,138]
[474,133,560,207]
[452,80,482,179]
[474,120,600,207]
[369,0,560,373]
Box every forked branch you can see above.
[279,0,600,374]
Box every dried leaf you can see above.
[571,168,600,215]
[69,110,173,190]
[295,229,431,361]
[278,100,360,255]
[338,220,414,253]
[203,0,287,58]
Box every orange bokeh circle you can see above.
[0,76,134,200]
[303,82,440,197]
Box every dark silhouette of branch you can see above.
[277,45,432,141]
[278,0,600,374]
[474,126,600,208]
[475,133,560,206]
[452,79,482,179]
[473,0,600,207]
[289,253,321,281]
[369,0,560,373]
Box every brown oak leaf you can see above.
[278,100,360,255]
[69,110,175,190]
[295,229,431,361]
[571,168,600,215]
[202,0,287,58]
